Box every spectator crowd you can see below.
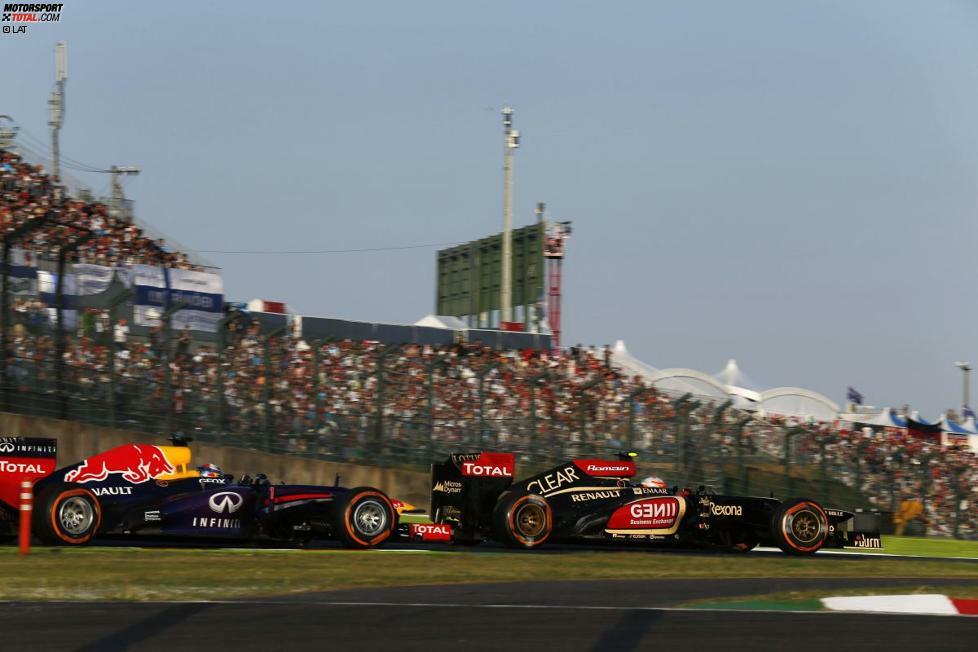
[1,145,976,539]
[2,147,198,269]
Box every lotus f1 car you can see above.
[0,437,401,548]
[424,452,883,555]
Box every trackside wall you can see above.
[0,412,431,506]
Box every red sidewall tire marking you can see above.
[49,488,101,545]
[507,495,552,548]
[344,491,393,547]
[781,501,827,553]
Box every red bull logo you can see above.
[65,445,174,484]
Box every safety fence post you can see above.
[671,394,699,484]
[475,362,499,449]
[818,432,829,504]
[373,345,397,462]
[55,233,94,420]
[214,311,244,444]
[576,377,602,457]
[160,301,186,436]
[105,289,134,429]
[952,465,966,540]
[527,370,550,463]
[262,326,286,454]
[783,425,803,498]
[733,416,752,494]
[627,386,651,452]
[425,354,446,461]
[710,400,732,489]
[310,338,323,454]
[853,447,863,510]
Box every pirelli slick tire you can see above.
[493,492,553,549]
[771,498,829,556]
[332,487,395,549]
[33,483,102,546]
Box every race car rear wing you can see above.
[0,437,58,512]
[430,452,514,542]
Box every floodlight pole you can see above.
[501,107,518,325]
[48,42,67,183]
[109,166,140,221]
[955,362,971,411]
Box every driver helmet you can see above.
[197,463,224,478]
[640,476,667,489]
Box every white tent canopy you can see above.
[648,368,731,400]
[414,314,469,330]
[860,408,908,428]
[757,388,839,422]
[714,358,762,392]
[610,340,660,384]
[607,341,847,422]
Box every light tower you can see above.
[955,361,971,412]
[109,166,140,220]
[501,106,519,326]
[0,115,17,150]
[542,208,571,351]
[48,42,67,182]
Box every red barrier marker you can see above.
[18,479,32,556]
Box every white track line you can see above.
[2,599,973,617]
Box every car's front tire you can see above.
[332,487,395,549]
[771,497,829,555]
[33,483,102,546]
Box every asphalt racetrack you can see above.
[4,576,978,651]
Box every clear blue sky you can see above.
[2,0,977,416]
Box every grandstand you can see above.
[1,123,977,541]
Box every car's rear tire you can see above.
[332,487,395,549]
[492,493,552,549]
[771,497,829,555]
[33,483,102,546]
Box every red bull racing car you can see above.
[421,452,882,555]
[0,437,402,548]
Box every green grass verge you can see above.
[2,546,978,601]
[860,537,978,559]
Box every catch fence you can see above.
[0,274,974,539]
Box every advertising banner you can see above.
[130,264,167,328]
[168,268,224,333]
[7,248,38,297]
[73,263,117,296]
[36,269,78,329]
[130,265,223,332]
